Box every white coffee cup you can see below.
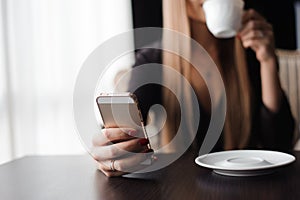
[203,0,244,38]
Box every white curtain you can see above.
[0,0,134,164]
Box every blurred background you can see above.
[1,0,300,164]
[0,0,135,164]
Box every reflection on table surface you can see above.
[0,152,299,200]
[93,151,300,200]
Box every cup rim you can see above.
[209,28,237,38]
[203,0,244,7]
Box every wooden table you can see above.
[0,151,299,200]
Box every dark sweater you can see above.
[128,47,295,152]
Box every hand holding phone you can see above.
[92,93,154,177]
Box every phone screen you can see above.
[96,94,147,139]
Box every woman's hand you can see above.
[238,9,276,64]
[91,127,154,177]
[239,9,283,113]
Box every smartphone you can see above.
[96,92,151,148]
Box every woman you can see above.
[92,0,294,177]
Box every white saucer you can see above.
[195,150,295,177]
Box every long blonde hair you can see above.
[162,0,252,150]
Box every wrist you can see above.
[256,42,276,63]
[260,54,278,71]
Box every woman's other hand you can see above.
[239,9,283,112]
[91,127,154,177]
[238,9,276,64]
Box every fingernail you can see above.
[138,138,149,146]
[126,129,137,136]
[236,34,241,39]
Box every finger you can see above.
[97,162,127,177]
[242,9,265,24]
[91,138,150,161]
[99,149,154,174]
[241,30,265,41]
[102,170,127,177]
[114,150,154,173]
[242,38,260,48]
[92,128,137,146]
[242,38,268,50]
[241,30,273,47]
[239,20,272,37]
